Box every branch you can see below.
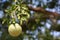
[28,6,59,17]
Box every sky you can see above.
[0,11,4,18]
[0,0,6,2]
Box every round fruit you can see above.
[8,23,22,37]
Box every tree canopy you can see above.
[0,0,60,40]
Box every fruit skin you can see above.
[8,23,22,37]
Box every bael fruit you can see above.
[8,23,22,37]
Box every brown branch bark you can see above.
[28,6,59,17]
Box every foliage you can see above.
[0,0,60,40]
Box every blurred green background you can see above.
[0,0,60,40]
